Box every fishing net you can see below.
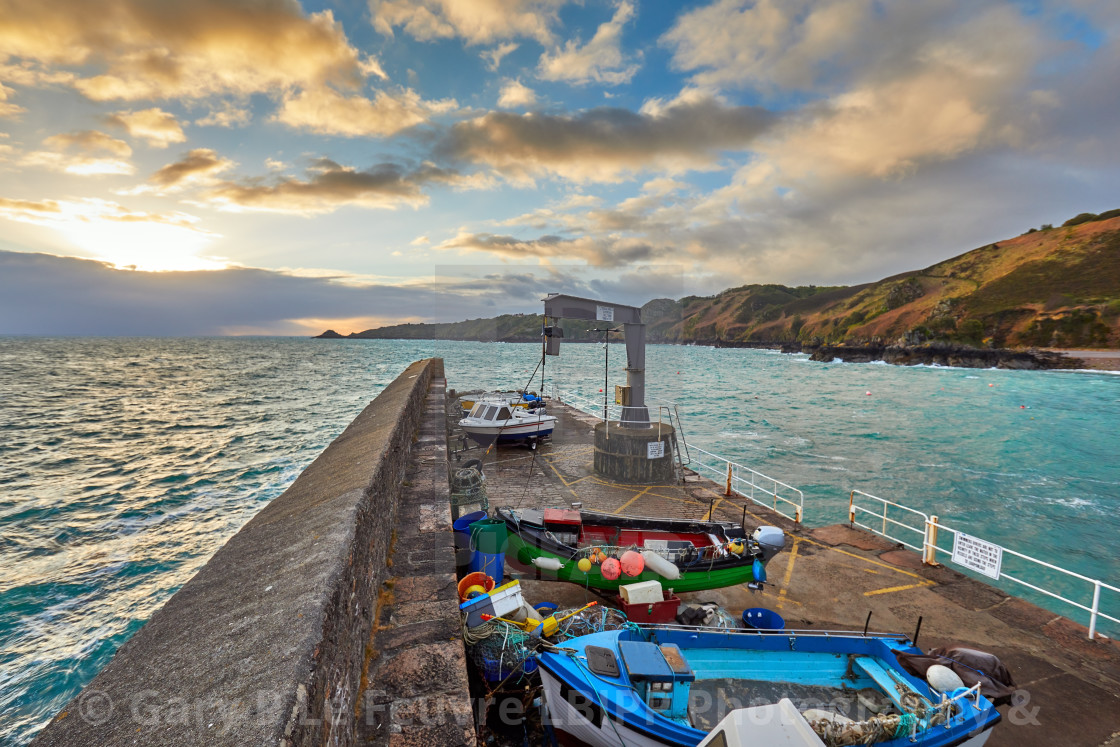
[463,619,535,685]
[550,605,630,642]
[809,712,917,746]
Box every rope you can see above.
[893,713,917,738]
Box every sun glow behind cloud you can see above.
[0,198,225,271]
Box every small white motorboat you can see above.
[460,400,557,444]
[459,391,543,414]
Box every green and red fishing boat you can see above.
[497,507,786,593]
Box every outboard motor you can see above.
[752,526,786,562]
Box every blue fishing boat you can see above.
[537,625,1002,747]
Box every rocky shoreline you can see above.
[803,342,1082,369]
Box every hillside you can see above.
[318,210,1120,350]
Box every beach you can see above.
[1053,349,1120,371]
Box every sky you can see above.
[1,0,1119,335]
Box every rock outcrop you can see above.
[807,343,1082,369]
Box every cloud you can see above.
[42,130,132,156]
[0,197,62,214]
[273,86,457,137]
[358,55,389,81]
[105,108,187,148]
[7,129,136,175]
[481,43,519,71]
[0,83,26,118]
[0,250,578,335]
[18,150,135,176]
[438,96,774,182]
[194,102,252,128]
[146,148,234,191]
[662,0,877,92]
[0,197,219,270]
[537,1,639,85]
[728,5,1046,184]
[497,79,536,108]
[1,0,367,101]
[200,159,466,214]
[369,0,565,45]
[436,230,660,267]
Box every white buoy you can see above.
[531,556,564,571]
[926,664,965,693]
[641,550,681,580]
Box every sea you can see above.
[1,336,1118,744]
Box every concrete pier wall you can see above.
[33,357,450,747]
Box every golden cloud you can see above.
[370,0,565,45]
[20,150,135,176]
[201,160,448,214]
[0,0,365,101]
[735,6,1043,183]
[438,96,774,182]
[0,83,26,118]
[0,197,62,214]
[194,102,252,128]
[662,0,875,91]
[436,231,658,267]
[497,80,536,108]
[105,108,186,148]
[43,130,132,156]
[273,87,457,137]
[146,148,234,191]
[537,1,639,85]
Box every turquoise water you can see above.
[1,337,1117,744]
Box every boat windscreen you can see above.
[484,405,499,420]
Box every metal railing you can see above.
[849,489,1120,640]
[553,386,803,524]
[689,445,804,524]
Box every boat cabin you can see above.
[468,402,515,421]
[618,641,695,721]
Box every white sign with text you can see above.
[596,305,614,322]
[647,441,665,459]
[951,532,1003,580]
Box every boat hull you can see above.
[506,529,755,593]
[541,665,671,747]
[537,627,1002,747]
[461,419,555,442]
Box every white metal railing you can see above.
[849,489,1120,640]
[690,445,804,524]
[552,386,804,524]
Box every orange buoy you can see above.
[601,557,621,580]
[620,550,645,577]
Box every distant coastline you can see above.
[312,329,1116,371]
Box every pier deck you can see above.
[456,398,1120,747]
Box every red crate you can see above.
[543,508,581,526]
[615,593,681,624]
